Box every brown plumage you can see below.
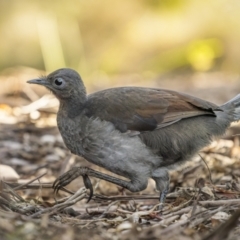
[85,87,220,132]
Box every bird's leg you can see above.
[53,166,148,202]
[159,185,169,203]
[152,168,170,210]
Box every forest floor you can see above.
[1,68,240,240]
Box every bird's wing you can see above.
[85,87,221,132]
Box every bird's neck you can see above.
[59,94,87,118]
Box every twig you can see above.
[7,182,74,195]
[163,206,192,219]
[188,206,224,228]
[13,172,47,190]
[163,198,192,215]
[2,182,25,202]
[199,153,213,184]
[98,200,119,219]
[29,187,87,218]
[199,199,240,207]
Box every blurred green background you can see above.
[0,0,240,86]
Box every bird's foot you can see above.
[53,167,94,202]
[158,188,169,211]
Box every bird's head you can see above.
[27,68,86,101]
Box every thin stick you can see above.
[198,153,213,184]
[13,172,47,190]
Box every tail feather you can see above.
[221,94,240,121]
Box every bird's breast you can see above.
[57,113,85,155]
[56,113,161,179]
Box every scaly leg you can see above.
[152,168,170,210]
[53,166,148,202]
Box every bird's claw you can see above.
[82,174,93,202]
[52,167,94,202]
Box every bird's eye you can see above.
[54,78,63,86]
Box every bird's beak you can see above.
[27,78,48,86]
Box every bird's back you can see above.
[85,87,220,132]
[83,87,232,165]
